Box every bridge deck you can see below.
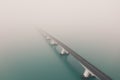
[40,30,112,80]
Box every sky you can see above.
[0,0,120,56]
[0,0,120,29]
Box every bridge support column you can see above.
[82,66,95,78]
[60,47,69,55]
[83,69,91,78]
[50,40,57,45]
[46,36,51,40]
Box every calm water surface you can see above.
[0,27,119,80]
[0,27,92,80]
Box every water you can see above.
[0,27,119,80]
[0,27,86,80]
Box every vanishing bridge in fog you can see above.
[39,29,112,80]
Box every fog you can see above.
[0,0,120,79]
[0,0,120,58]
[0,0,120,29]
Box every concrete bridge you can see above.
[39,29,112,80]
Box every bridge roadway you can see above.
[40,30,112,80]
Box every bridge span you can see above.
[39,29,112,80]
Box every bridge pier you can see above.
[82,66,95,78]
[83,69,91,78]
[60,47,69,55]
[50,40,57,45]
[46,36,51,40]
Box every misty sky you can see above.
[0,0,120,29]
[0,0,120,53]
[0,0,120,54]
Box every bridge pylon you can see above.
[60,47,69,55]
[50,40,58,45]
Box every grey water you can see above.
[0,27,93,80]
[0,27,119,80]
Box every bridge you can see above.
[39,29,112,80]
